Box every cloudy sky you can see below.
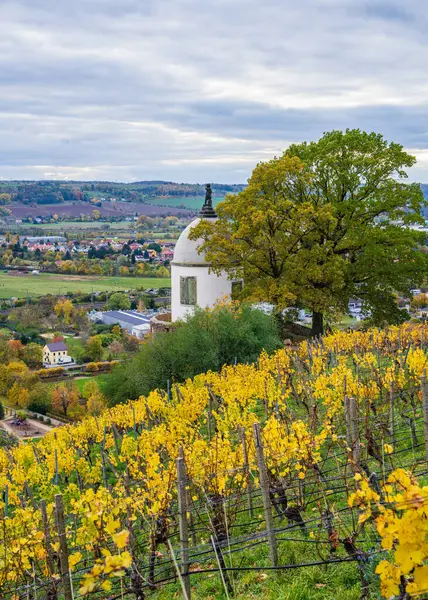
[0,0,427,183]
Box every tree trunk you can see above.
[311,311,324,337]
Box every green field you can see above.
[152,195,225,209]
[0,273,170,298]
[74,374,110,394]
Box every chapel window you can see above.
[180,276,197,305]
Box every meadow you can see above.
[0,272,171,298]
[152,195,225,209]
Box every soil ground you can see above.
[0,417,55,439]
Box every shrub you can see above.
[108,292,131,311]
[105,304,281,405]
[36,367,65,379]
[85,361,117,373]
[0,402,5,420]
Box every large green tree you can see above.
[192,130,427,335]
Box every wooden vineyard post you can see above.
[101,426,108,488]
[344,397,360,467]
[238,427,253,517]
[40,500,55,577]
[54,494,73,600]
[349,397,360,467]
[252,423,278,566]
[344,396,352,449]
[389,382,395,448]
[421,371,428,463]
[176,451,191,599]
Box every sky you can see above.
[0,0,428,183]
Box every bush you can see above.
[0,402,5,420]
[105,304,281,405]
[36,367,64,379]
[98,333,117,348]
[108,292,131,311]
[92,324,117,335]
[28,383,52,415]
[46,418,51,425]
[85,361,117,373]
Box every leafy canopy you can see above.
[104,304,281,405]
[191,129,427,334]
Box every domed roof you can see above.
[173,218,211,265]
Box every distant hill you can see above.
[0,180,246,210]
[1,180,427,218]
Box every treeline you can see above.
[0,181,246,205]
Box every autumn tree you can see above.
[51,383,79,417]
[87,391,106,416]
[7,383,30,408]
[192,130,427,335]
[22,343,43,369]
[54,299,74,325]
[0,361,30,394]
[82,379,100,399]
[111,325,122,337]
[108,340,124,357]
[411,294,428,311]
[86,336,103,361]
[135,263,147,276]
[6,340,24,359]
[51,334,65,343]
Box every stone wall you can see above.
[150,312,176,335]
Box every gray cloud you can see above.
[0,0,427,182]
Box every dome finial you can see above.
[200,183,217,218]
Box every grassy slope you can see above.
[0,272,170,298]
[153,542,365,600]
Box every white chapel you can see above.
[171,184,233,321]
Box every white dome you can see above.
[173,218,211,265]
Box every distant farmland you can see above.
[0,272,171,298]
[8,200,194,220]
[154,195,225,209]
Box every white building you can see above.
[43,342,74,367]
[93,310,152,339]
[171,192,234,321]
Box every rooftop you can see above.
[103,310,152,326]
[46,342,68,352]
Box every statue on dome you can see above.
[204,183,213,208]
[200,183,216,218]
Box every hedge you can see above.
[36,367,65,379]
[84,361,118,373]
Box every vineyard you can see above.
[1,324,428,599]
